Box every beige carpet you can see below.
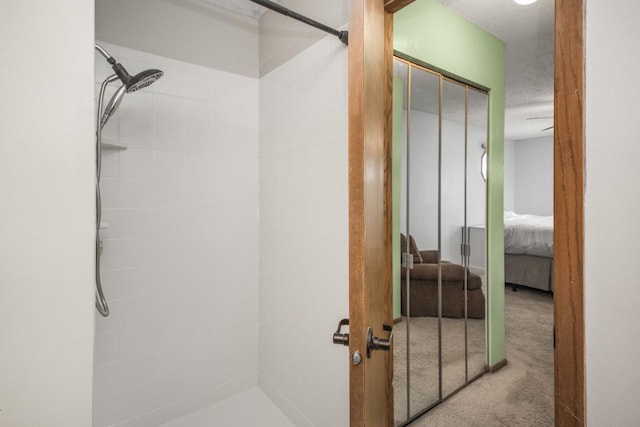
[394,286,554,426]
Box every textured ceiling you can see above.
[439,0,555,140]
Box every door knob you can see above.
[366,324,393,358]
[332,318,350,346]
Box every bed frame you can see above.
[504,253,553,292]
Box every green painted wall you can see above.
[394,0,506,366]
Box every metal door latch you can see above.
[332,318,350,346]
[366,324,393,358]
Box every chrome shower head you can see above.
[112,63,164,93]
[95,43,164,93]
[126,69,164,92]
[95,43,164,129]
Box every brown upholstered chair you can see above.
[400,234,485,319]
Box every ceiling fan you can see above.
[526,116,554,132]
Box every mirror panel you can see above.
[406,64,442,418]
[393,58,409,426]
[466,88,489,379]
[440,78,467,397]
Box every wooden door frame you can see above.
[554,0,585,425]
[348,1,414,425]
[348,0,585,425]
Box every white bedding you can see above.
[504,211,553,257]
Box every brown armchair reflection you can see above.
[400,234,485,319]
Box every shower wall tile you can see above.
[119,178,154,208]
[120,119,154,149]
[184,126,210,152]
[151,63,184,98]
[183,71,211,100]
[152,179,186,207]
[120,149,154,179]
[116,208,153,238]
[94,361,121,397]
[99,179,121,209]
[154,94,184,124]
[94,331,120,366]
[100,115,120,142]
[94,43,259,427]
[184,99,210,127]
[154,123,185,152]
[258,35,350,427]
[153,151,185,180]
[100,149,120,179]
[119,91,154,122]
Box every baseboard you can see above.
[488,359,508,372]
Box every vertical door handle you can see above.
[332,318,350,346]
[366,324,393,358]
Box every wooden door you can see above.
[348,1,416,425]
[348,0,395,425]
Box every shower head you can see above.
[112,63,164,93]
[126,69,164,92]
[95,43,164,93]
[100,84,126,129]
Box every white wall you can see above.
[0,1,95,426]
[259,35,350,426]
[93,43,259,426]
[585,1,640,425]
[503,138,515,211]
[96,0,259,78]
[513,136,553,216]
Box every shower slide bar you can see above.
[248,0,348,45]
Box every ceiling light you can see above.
[513,0,538,5]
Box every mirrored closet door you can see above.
[392,56,489,426]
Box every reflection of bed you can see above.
[504,211,554,291]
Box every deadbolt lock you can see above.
[366,324,393,358]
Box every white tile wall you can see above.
[258,35,350,426]
[94,43,259,427]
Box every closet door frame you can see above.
[395,57,490,425]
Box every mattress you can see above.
[504,211,553,257]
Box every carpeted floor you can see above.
[393,315,486,423]
[394,286,554,426]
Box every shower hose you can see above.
[94,75,119,317]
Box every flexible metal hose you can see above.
[94,74,119,317]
